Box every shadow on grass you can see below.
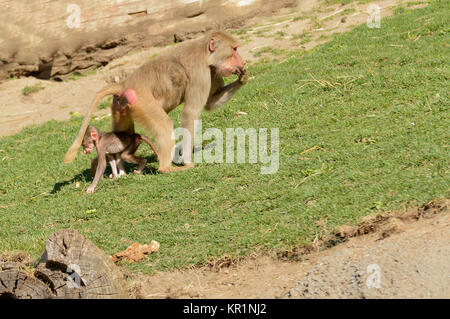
[51,154,159,194]
[51,169,92,194]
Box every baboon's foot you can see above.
[109,172,126,178]
[134,159,147,174]
[158,163,195,173]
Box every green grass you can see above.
[317,34,332,41]
[252,27,272,37]
[341,8,356,15]
[394,6,407,15]
[309,16,324,30]
[22,83,45,96]
[275,31,287,39]
[291,32,314,45]
[324,0,368,5]
[293,15,308,22]
[231,29,249,35]
[322,8,357,21]
[66,68,97,81]
[407,1,428,6]
[324,0,355,5]
[97,96,113,110]
[1,1,449,274]
[253,46,287,58]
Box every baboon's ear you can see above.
[90,131,99,141]
[209,38,216,52]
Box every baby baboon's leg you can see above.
[121,152,147,174]
[91,157,99,177]
[108,154,119,179]
[116,155,126,176]
[134,157,147,174]
[120,134,146,174]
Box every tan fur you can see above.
[112,94,135,133]
[64,83,123,163]
[65,31,247,173]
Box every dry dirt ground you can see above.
[2,0,446,299]
[129,200,449,299]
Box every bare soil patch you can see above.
[127,200,449,299]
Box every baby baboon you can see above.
[82,126,158,193]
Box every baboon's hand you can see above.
[239,69,248,85]
[86,186,95,194]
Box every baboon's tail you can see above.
[63,83,123,163]
[140,135,159,159]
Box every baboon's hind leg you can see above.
[131,93,194,173]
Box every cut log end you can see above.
[0,268,53,299]
[0,229,129,299]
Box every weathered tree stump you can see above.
[0,262,52,299]
[0,229,128,299]
[36,229,128,298]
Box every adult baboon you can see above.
[64,31,247,173]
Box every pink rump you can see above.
[123,88,138,105]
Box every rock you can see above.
[0,0,297,81]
